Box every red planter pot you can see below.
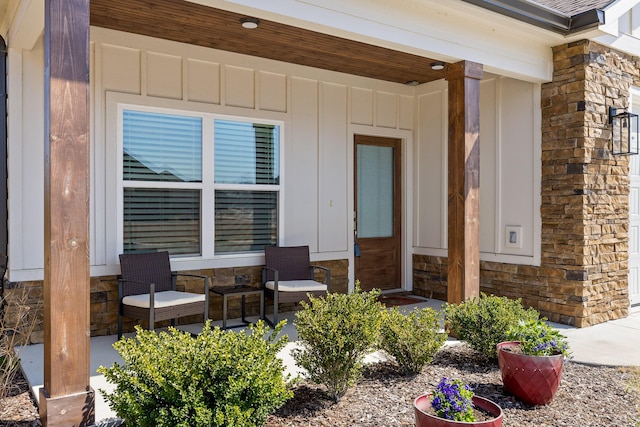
[497,341,564,406]
[414,394,503,427]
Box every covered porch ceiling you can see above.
[89,0,447,86]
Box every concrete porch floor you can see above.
[17,298,640,424]
[19,297,440,423]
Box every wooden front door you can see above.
[354,135,401,291]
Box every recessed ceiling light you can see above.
[431,61,445,71]
[240,17,260,29]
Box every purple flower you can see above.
[431,378,475,422]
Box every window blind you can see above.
[123,188,201,255]
[214,190,278,254]
[214,120,279,185]
[123,110,202,183]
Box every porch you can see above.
[5,0,639,424]
[19,298,441,424]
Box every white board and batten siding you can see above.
[95,30,414,273]
[628,91,640,307]
[629,154,640,306]
[7,27,415,281]
[413,76,542,266]
[7,27,544,285]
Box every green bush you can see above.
[98,320,292,427]
[444,293,539,360]
[0,289,40,417]
[379,306,447,374]
[292,284,383,402]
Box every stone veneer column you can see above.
[414,40,638,327]
[540,40,634,326]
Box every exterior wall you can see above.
[15,26,631,333]
[414,76,541,265]
[7,38,46,275]
[415,40,636,327]
[4,259,348,343]
[5,29,384,340]
[7,28,414,284]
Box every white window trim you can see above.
[105,92,286,266]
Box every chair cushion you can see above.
[122,290,205,309]
[265,280,327,292]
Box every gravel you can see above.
[265,343,640,427]
[0,369,40,427]
[2,343,638,426]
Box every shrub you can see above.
[444,293,539,360]
[379,306,447,374]
[98,320,292,427]
[292,284,382,401]
[0,289,40,416]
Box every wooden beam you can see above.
[89,0,446,85]
[446,61,483,304]
[40,0,94,425]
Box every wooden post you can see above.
[40,0,94,425]
[446,61,483,305]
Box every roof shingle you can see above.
[532,0,614,16]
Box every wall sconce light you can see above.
[240,17,260,29]
[609,106,639,155]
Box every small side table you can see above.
[209,285,264,329]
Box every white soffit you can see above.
[595,33,640,57]
[203,0,564,82]
[592,0,640,57]
[6,0,43,50]
[603,0,640,25]
[0,0,11,39]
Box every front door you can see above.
[354,135,401,292]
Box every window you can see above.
[121,107,281,256]
[213,120,279,253]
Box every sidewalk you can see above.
[551,306,640,366]
[17,299,640,424]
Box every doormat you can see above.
[378,294,427,308]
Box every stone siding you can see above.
[3,258,348,343]
[414,40,637,327]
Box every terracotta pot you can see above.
[496,341,564,406]
[414,394,503,427]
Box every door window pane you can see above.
[124,188,201,256]
[357,145,393,238]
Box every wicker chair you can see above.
[118,251,209,338]
[262,245,331,326]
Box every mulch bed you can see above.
[2,343,639,426]
[265,343,640,427]
[0,369,41,427]
[378,294,427,307]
